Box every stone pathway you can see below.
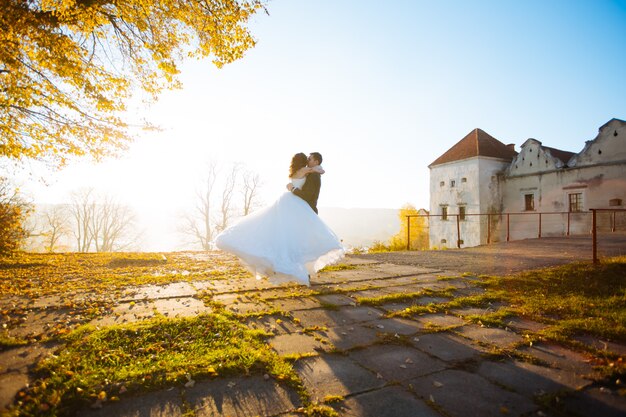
[1,253,625,416]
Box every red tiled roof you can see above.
[543,146,575,165]
[429,128,518,167]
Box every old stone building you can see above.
[428,118,626,248]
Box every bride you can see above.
[215,153,344,286]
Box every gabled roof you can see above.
[429,128,518,167]
[543,146,576,165]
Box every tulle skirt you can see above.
[215,192,344,286]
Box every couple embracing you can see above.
[216,152,345,286]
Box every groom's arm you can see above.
[292,173,320,202]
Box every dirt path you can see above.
[353,233,626,275]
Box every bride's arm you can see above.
[304,166,325,175]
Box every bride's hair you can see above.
[289,153,308,177]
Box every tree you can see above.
[181,162,262,249]
[181,161,218,250]
[216,164,239,233]
[241,169,262,216]
[90,195,139,252]
[0,177,32,255]
[41,204,71,252]
[1,0,265,168]
[389,204,429,251]
[69,188,95,252]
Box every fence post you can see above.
[506,214,510,242]
[567,211,570,236]
[456,214,461,248]
[591,209,598,264]
[406,215,411,251]
[612,211,616,232]
[487,214,491,244]
[538,212,542,238]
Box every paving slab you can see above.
[411,332,485,362]
[368,263,441,277]
[517,342,597,376]
[407,369,538,417]
[314,324,379,351]
[0,372,29,411]
[573,335,626,356]
[349,345,447,382]
[266,297,322,311]
[314,294,355,307]
[331,386,442,417]
[122,282,197,301]
[7,309,68,338]
[477,359,592,398]
[378,301,415,313]
[314,268,386,283]
[414,314,466,329]
[0,343,56,373]
[362,317,424,335]
[294,354,385,401]
[559,386,626,417]
[185,375,301,417]
[291,306,383,328]
[151,297,211,318]
[244,315,301,335]
[502,316,549,333]
[268,333,327,356]
[225,301,273,315]
[90,300,155,326]
[455,324,524,348]
[79,387,183,417]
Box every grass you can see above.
[355,287,456,306]
[480,256,626,343]
[0,251,250,298]
[5,313,300,416]
[319,263,357,272]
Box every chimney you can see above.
[506,144,516,151]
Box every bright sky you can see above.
[22,0,626,215]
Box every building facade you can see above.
[429,118,626,248]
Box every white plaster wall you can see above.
[501,163,626,239]
[569,119,626,167]
[508,139,566,177]
[429,157,509,248]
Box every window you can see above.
[439,181,445,187]
[461,177,467,183]
[569,193,583,212]
[459,206,466,220]
[524,194,534,211]
[609,198,622,207]
[450,180,456,188]
[441,206,448,220]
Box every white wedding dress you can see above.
[215,177,345,286]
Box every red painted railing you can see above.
[406,209,626,262]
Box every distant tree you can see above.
[241,169,262,216]
[70,188,96,252]
[90,195,139,252]
[41,205,71,252]
[1,0,265,169]
[389,204,429,251]
[0,177,32,255]
[181,161,218,250]
[216,164,240,233]
[181,162,262,249]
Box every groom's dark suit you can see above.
[293,172,321,214]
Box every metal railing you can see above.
[406,209,626,262]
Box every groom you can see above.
[288,152,322,214]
